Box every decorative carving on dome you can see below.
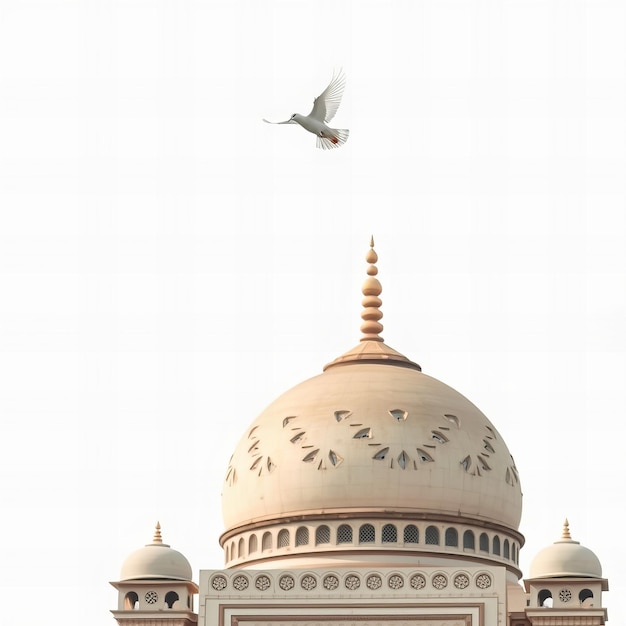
[229,424,278,479]
[300,448,344,469]
[431,429,449,444]
[302,449,319,463]
[243,404,517,479]
[372,447,389,461]
[460,454,490,475]
[416,448,435,462]
[334,410,352,421]
[389,409,407,421]
[504,459,519,486]
[396,450,410,469]
[328,449,343,466]
[482,438,495,453]
[458,422,512,479]
[290,431,306,444]
[485,425,497,439]
[293,406,464,472]
[289,409,370,470]
[224,465,236,486]
[444,413,460,427]
[248,455,276,474]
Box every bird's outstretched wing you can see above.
[308,70,346,123]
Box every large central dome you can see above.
[222,360,522,530]
[220,240,523,571]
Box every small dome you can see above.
[529,519,602,579]
[120,523,192,581]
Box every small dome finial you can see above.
[153,521,163,543]
[360,237,384,342]
[561,518,571,540]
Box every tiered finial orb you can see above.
[153,521,163,543]
[360,237,384,342]
[561,518,571,540]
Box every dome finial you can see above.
[153,521,163,543]
[562,518,571,540]
[323,238,421,371]
[360,236,384,342]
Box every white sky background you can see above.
[0,0,625,624]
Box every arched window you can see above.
[512,542,517,562]
[492,535,501,555]
[359,523,375,543]
[425,525,439,545]
[165,591,179,609]
[262,532,272,551]
[315,525,331,545]
[382,524,397,543]
[124,592,139,610]
[463,530,475,550]
[579,589,594,606]
[277,529,290,548]
[479,533,489,552]
[249,534,258,554]
[503,539,510,559]
[295,526,309,546]
[445,527,458,547]
[337,524,353,543]
[238,537,245,558]
[231,541,236,558]
[404,524,419,544]
[538,589,553,607]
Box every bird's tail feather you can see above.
[317,129,349,150]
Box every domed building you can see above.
[111,523,198,626]
[111,240,609,626]
[524,519,608,623]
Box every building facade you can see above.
[111,241,608,626]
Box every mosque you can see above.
[110,240,609,626]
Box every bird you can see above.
[263,70,349,150]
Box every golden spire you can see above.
[360,236,384,342]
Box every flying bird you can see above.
[263,70,349,150]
